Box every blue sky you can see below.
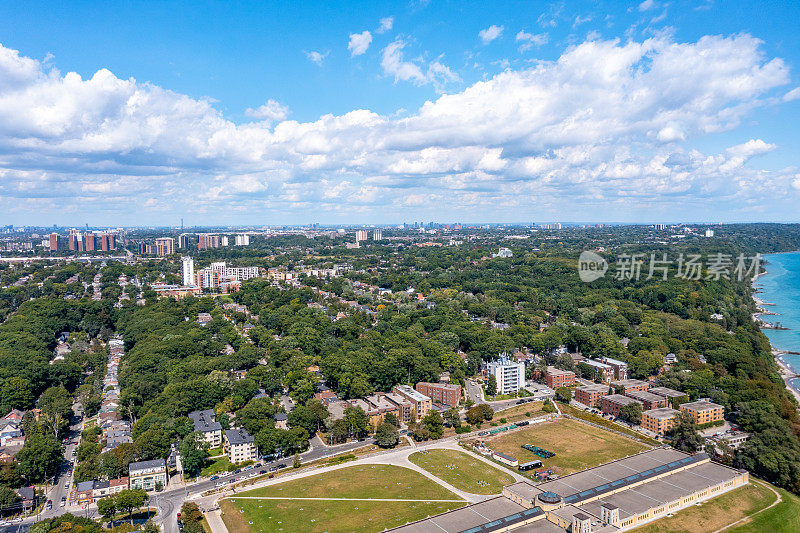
[0,0,799,226]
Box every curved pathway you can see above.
[712,481,783,533]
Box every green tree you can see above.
[485,375,497,397]
[619,402,642,425]
[554,387,572,403]
[669,412,704,453]
[384,412,399,427]
[97,496,117,526]
[344,406,369,439]
[443,407,460,428]
[422,410,444,439]
[16,431,62,482]
[375,422,400,448]
[179,433,209,478]
[115,489,148,524]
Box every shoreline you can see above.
[752,254,800,406]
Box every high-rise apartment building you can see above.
[182,256,196,286]
[85,234,96,251]
[198,233,220,250]
[485,355,526,394]
[373,229,383,241]
[355,230,368,242]
[100,233,116,251]
[235,234,250,246]
[178,234,190,249]
[48,233,59,251]
[155,237,175,256]
[221,236,229,246]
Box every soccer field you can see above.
[481,418,650,475]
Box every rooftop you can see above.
[611,379,649,388]
[225,428,255,445]
[681,400,724,412]
[643,407,680,419]
[649,386,686,398]
[129,458,166,473]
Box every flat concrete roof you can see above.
[649,386,686,398]
[603,394,639,406]
[644,407,680,419]
[681,400,724,412]
[627,390,666,403]
[577,384,609,393]
[611,379,649,388]
[388,497,525,533]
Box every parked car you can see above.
[259,469,267,474]
[277,463,287,469]
[209,475,219,481]
[46,500,52,510]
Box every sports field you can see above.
[408,449,515,494]
[634,480,789,533]
[482,418,650,475]
[221,464,466,532]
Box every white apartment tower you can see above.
[182,256,196,286]
[355,230,369,242]
[484,355,526,394]
[235,234,250,246]
[373,229,383,241]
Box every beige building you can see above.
[392,384,432,421]
[188,410,223,447]
[641,407,680,435]
[154,237,175,256]
[129,459,168,491]
[680,400,725,425]
[224,428,258,464]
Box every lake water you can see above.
[756,251,800,390]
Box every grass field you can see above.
[634,480,780,533]
[482,418,649,476]
[408,449,515,494]
[493,402,543,424]
[221,464,466,532]
[236,464,461,500]
[730,483,800,533]
[221,497,464,533]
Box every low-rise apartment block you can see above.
[600,394,640,417]
[224,428,258,464]
[545,367,575,389]
[392,385,432,421]
[649,387,688,405]
[384,392,414,423]
[626,390,668,410]
[574,384,609,407]
[415,382,461,407]
[611,379,650,394]
[601,357,629,380]
[189,409,223,448]
[580,359,615,383]
[680,400,725,425]
[641,407,680,435]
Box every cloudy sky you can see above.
[1,0,799,226]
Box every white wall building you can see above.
[235,234,250,246]
[355,230,369,242]
[373,229,383,241]
[181,256,195,287]
[485,355,525,394]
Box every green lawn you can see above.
[408,449,515,494]
[236,464,461,501]
[493,403,543,424]
[634,480,780,533]
[730,483,800,533]
[201,456,237,476]
[221,497,464,533]
[480,418,649,476]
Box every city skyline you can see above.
[1,1,799,225]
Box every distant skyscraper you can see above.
[355,230,368,242]
[155,237,175,256]
[705,229,715,238]
[48,233,59,251]
[182,256,196,286]
[373,229,382,241]
[85,234,96,251]
[221,236,229,246]
[178,234,190,249]
[235,234,250,246]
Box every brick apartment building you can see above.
[415,382,461,408]
[626,390,668,410]
[574,384,609,407]
[611,379,650,394]
[600,394,640,417]
[545,366,575,389]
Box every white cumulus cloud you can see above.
[516,30,549,52]
[479,25,504,44]
[377,17,394,34]
[304,50,329,66]
[245,99,289,123]
[348,31,372,56]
